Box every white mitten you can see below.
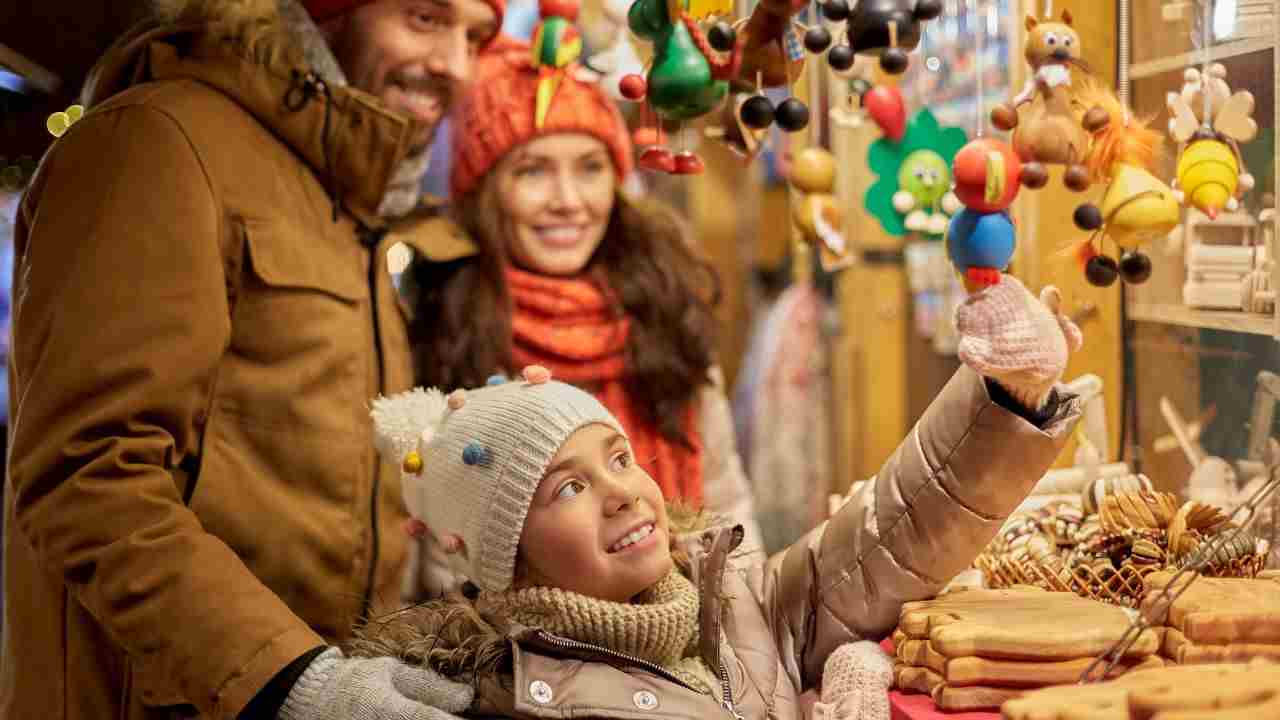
[811,641,893,720]
[955,275,1083,411]
[279,648,473,720]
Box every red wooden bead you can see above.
[619,74,647,101]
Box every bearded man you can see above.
[2,1,501,717]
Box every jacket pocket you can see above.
[241,219,366,303]
[223,220,367,432]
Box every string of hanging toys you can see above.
[943,0,1253,291]
[619,0,946,173]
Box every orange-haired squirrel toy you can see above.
[990,11,1104,193]
[1067,77,1180,287]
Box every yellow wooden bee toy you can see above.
[1166,63,1258,219]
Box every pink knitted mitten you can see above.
[955,275,1083,411]
[811,641,893,720]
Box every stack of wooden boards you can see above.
[1144,571,1280,665]
[891,588,1165,711]
[1002,661,1280,719]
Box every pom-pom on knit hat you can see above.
[449,19,634,198]
[371,366,624,593]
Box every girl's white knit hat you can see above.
[371,368,624,593]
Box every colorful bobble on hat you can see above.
[463,442,493,466]
[486,374,509,386]
[522,365,552,384]
[402,450,424,475]
[447,389,468,410]
[531,0,583,128]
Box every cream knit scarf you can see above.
[475,570,718,694]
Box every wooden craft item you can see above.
[1142,572,1280,644]
[1001,663,1280,720]
[898,588,1160,661]
[1162,627,1280,665]
[898,639,1163,686]
[895,664,1028,713]
[990,12,1093,191]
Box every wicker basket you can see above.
[976,551,1268,608]
[976,553,1158,608]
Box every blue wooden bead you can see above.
[486,374,508,386]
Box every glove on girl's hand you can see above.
[279,648,473,720]
[955,275,1083,412]
[812,640,893,720]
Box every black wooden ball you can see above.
[804,26,832,53]
[740,95,775,129]
[775,98,810,132]
[1085,255,1119,287]
[1073,204,1103,231]
[881,48,910,74]
[820,0,849,22]
[1119,251,1153,284]
[708,22,736,52]
[827,44,856,71]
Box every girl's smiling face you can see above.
[517,424,672,602]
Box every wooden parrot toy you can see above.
[944,138,1040,292]
[531,0,585,129]
[1068,78,1179,287]
[1165,63,1258,219]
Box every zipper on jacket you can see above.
[534,630,741,717]
[717,658,744,720]
[358,226,388,622]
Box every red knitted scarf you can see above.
[506,266,703,507]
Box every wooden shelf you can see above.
[1129,302,1276,337]
[1129,37,1276,80]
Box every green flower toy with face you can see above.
[865,108,966,238]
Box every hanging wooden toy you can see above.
[703,91,771,161]
[864,108,966,238]
[806,0,943,75]
[944,137,1040,291]
[790,147,853,271]
[1068,79,1180,287]
[1165,63,1258,219]
[622,0,739,173]
[990,10,1106,192]
[725,0,813,133]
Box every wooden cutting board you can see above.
[898,588,1159,661]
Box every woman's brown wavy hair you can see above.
[407,180,721,444]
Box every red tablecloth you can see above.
[880,639,1002,720]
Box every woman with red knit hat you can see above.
[405,26,764,565]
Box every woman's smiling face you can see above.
[494,133,617,277]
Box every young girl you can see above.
[363,275,1083,719]
[401,32,760,570]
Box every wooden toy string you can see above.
[975,0,985,137]
[1200,0,1211,126]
